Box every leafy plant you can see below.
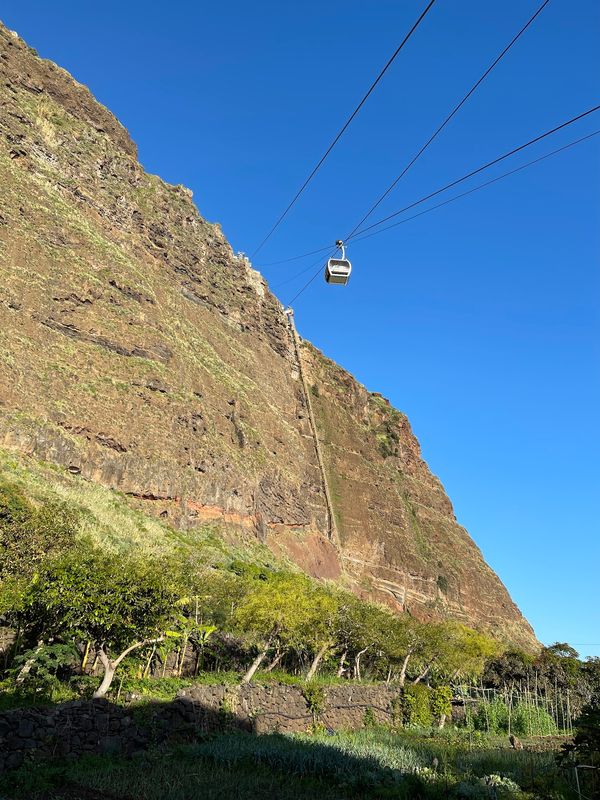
[397,684,433,728]
[363,707,377,728]
[0,480,78,582]
[10,642,78,690]
[303,683,326,721]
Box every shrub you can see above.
[431,685,452,723]
[302,683,326,720]
[0,481,78,580]
[397,684,433,727]
[560,702,600,767]
[363,707,377,728]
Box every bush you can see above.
[397,684,433,727]
[431,686,452,723]
[302,684,326,719]
[560,702,600,767]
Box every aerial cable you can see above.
[259,244,334,269]
[282,107,600,291]
[278,129,599,288]
[349,129,600,245]
[286,261,328,306]
[273,254,330,290]
[267,0,552,269]
[250,0,438,260]
[344,0,553,241]
[348,104,600,239]
[284,112,600,305]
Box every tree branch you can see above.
[112,637,165,668]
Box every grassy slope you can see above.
[0,448,278,567]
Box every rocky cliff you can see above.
[0,22,536,650]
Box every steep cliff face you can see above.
[0,23,536,649]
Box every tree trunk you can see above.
[93,649,116,698]
[15,640,44,684]
[143,644,156,678]
[177,634,189,677]
[306,642,329,681]
[412,661,433,685]
[336,648,348,678]
[385,666,392,685]
[438,713,447,730]
[242,648,268,684]
[399,653,411,687]
[81,640,91,673]
[264,648,285,672]
[354,647,369,681]
[93,638,164,698]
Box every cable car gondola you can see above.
[325,240,352,285]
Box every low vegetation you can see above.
[0,727,587,799]
[1,469,599,799]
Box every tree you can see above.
[437,623,498,681]
[482,649,534,688]
[382,615,425,686]
[234,572,314,682]
[172,568,244,676]
[0,481,78,580]
[10,546,182,697]
[411,622,497,685]
[301,585,340,680]
[334,596,392,681]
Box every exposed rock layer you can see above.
[0,22,536,649]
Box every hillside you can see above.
[0,22,536,650]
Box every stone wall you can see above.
[0,683,408,771]
[175,683,402,734]
[0,699,147,772]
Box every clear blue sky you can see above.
[3,1,599,657]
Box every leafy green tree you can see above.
[0,481,78,580]
[582,657,600,703]
[171,568,244,676]
[482,648,534,687]
[234,572,315,682]
[334,596,391,681]
[381,614,425,686]
[9,546,182,697]
[301,585,340,680]
[412,621,498,684]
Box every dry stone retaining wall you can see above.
[0,683,407,771]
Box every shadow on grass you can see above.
[0,696,578,800]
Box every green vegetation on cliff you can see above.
[1,456,597,729]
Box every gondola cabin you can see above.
[325,257,352,285]
[324,241,352,285]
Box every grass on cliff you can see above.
[0,448,277,567]
[0,729,576,800]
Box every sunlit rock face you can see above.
[0,21,537,651]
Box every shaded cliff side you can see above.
[0,23,536,650]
